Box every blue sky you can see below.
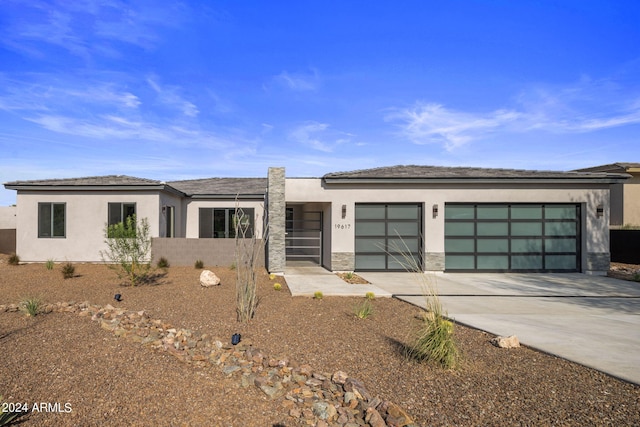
[1,0,640,206]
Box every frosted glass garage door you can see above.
[355,204,422,271]
[445,204,580,272]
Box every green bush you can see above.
[365,291,375,300]
[313,291,323,300]
[344,271,354,280]
[20,297,42,317]
[8,253,19,266]
[273,283,282,291]
[100,215,152,286]
[61,262,75,279]
[0,396,20,426]
[406,312,459,369]
[157,257,170,269]
[194,259,204,269]
[45,259,55,270]
[354,299,374,319]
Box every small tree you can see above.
[235,204,267,322]
[101,215,151,286]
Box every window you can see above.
[38,203,65,238]
[164,205,175,238]
[199,208,254,238]
[108,203,136,226]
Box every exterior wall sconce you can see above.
[342,204,347,219]
[432,204,439,218]
[596,205,604,218]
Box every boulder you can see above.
[491,335,520,348]
[199,270,221,287]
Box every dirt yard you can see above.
[1,256,639,426]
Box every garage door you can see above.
[445,204,580,272]
[355,203,422,271]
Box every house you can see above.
[4,165,629,275]
[574,163,640,227]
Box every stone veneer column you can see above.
[586,252,610,275]
[267,167,286,273]
[424,252,445,272]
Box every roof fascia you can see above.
[189,194,265,200]
[323,176,631,185]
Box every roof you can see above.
[574,163,640,173]
[4,175,164,188]
[167,178,267,198]
[323,165,630,182]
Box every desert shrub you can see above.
[45,259,55,270]
[20,297,42,317]
[0,396,20,426]
[344,271,354,280]
[61,262,75,279]
[387,235,460,369]
[157,257,170,269]
[365,291,375,300]
[8,253,19,266]
[234,205,265,323]
[269,273,276,280]
[273,283,282,291]
[313,291,323,300]
[354,299,374,319]
[100,215,152,286]
[194,259,204,269]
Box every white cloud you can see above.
[147,77,199,117]
[388,77,640,150]
[288,121,351,152]
[272,70,320,92]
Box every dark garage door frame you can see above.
[445,203,581,272]
[355,203,423,271]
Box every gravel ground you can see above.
[1,256,639,426]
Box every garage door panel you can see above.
[355,203,422,271]
[445,203,580,272]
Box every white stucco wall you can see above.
[15,190,162,262]
[286,179,611,272]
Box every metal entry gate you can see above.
[285,210,322,264]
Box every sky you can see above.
[1,0,640,206]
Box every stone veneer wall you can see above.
[586,252,610,274]
[267,167,286,273]
[424,252,445,271]
[151,238,264,267]
[331,252,355,271]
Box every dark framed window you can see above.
[164,205,175,238]
[108,202,136,226]
[199,208,254,238]
[38,202,66,238]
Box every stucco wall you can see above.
[151,237,264,267]
[622,174,640,226]
[15,190,162,262]
[183,199,265,239]
[286,179,611,273]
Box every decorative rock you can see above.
[332,370,349,384]
[365,407,386,427]
[491,335,520,348]
[344,378,371,402]
[199,270,221,287]
[383,402,415,427]
[312,401,337,421]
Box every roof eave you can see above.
[4,184,169,192]
[323,176,630,185]
[189,193,265,200]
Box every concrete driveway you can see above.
[357,272,640,385]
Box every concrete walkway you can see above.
[285,267,640,385]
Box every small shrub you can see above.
[0,396,20,426]
[194,260,204,269]
[406,313,459,369]
[20,297,42,317]
[344,271,354,280]
[157,257,170,269]
[229,262,236,270]
[61,262,75,279]
[273,283,282,291]
[8,253,19,266]
[354,299,374,319]
[313,291,323,300]
[269,273,276,280]
[45,259,55,270]
[365,291,375,300]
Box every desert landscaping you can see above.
[1,255,639,426]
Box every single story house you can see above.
[4,165,629,275]
[574,163,640,227]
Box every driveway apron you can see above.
[357,272,640,385]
